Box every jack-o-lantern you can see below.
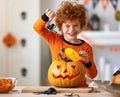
[48,53,85,88]
[112,68,120,85]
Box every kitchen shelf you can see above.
[78,31,120,46]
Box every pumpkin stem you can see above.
[58,53,72,62]
[113,68,120,76]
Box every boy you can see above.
[33,1,98,87]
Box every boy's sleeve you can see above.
[33,13,59,45]
[85,46,98,79]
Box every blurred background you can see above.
[0,0,120,86]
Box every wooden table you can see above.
[0,86,117,97]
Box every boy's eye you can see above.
[65,25,70,27]
[74,25,78,27]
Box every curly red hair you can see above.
[55,1,87,31]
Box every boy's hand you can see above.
[45,9,55,21]
[78,51,89,64]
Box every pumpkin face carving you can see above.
[48,60,85,88]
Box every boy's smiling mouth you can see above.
[67,32,77,36]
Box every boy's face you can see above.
[61,19,81,43]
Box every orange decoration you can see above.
[0,79,15,93]
[109,47,120,52]
[3,33,16,47]
[112,69,120,84]
[101,0,110,10]
[84,0,90,5]
[112,74,120,84]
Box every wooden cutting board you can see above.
[22,86,93,93]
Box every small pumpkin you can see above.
[48,54,85,88]
[3,33,16,47]
[112,68,120,84]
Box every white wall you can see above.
[0,0,41,86]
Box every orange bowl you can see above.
[0,77,17,93]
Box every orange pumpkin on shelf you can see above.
[48,53,85,88]
[112,68,120,85]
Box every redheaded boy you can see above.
[33,1,98,87]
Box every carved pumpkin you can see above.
[48,54,85,88]
[112,68,120,84]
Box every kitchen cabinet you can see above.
[0,0,41,86]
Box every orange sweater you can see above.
[33,16,98,87]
